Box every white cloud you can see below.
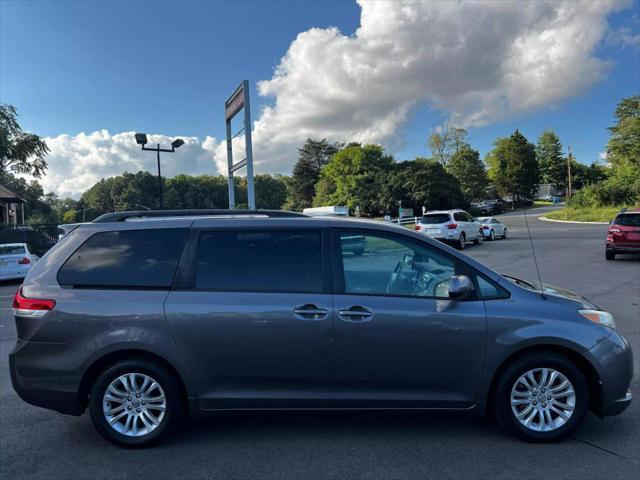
[38,0,630,197]
[224,0,622,175]
[606,27,640,49]
[40,130,218,198]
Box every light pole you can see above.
[135,133,184,209]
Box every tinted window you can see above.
[58,229,188,288]
[338,231,458,298]
[614,213,640,226]
[421,214,450,224]
[0,245,26,255]
[195,230,323,292]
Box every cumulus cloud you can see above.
[215,0,622,175]
[40,130,218,198]
[39,0,630,196]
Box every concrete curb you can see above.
[538,216,608,225]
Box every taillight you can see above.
[446,223,458,229]
[609,227,621,234]
[17,257,31,265]
[415,225,422,231]
[12,286,56,317]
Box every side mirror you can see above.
[448,275,475,300]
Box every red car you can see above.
[606,208,640,260]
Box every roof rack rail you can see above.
[92,209,307,223]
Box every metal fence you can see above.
[0,224,59,257]
[388,216,419,226]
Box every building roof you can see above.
[0,185,26,203]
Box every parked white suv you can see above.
[415,210,483,249]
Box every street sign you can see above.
[225,85,245,120]
[225,80,255,209]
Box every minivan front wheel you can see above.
[89,359,183,448]
[493,352,589,442]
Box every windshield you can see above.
[614,213,640,226]
[421,214,450,224]
[0,245,26,255]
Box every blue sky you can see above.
[1,0,638,197]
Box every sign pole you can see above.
[243,80,255,210]
[224,80,255,209]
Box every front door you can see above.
[332,229,486,408]
[165,228,334,409]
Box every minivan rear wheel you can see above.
[89,359,183,448]
[493,352,589,442]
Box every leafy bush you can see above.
[569,176,640,208]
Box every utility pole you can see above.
[567,146,573,199]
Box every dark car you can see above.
[606,209,640,260]
[10,210,632,447]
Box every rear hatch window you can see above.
[614,213,640,226]
[421,214,450,224]
[0,245,26,255]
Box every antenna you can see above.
[521,203,546,299]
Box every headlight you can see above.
[579,309,616,329]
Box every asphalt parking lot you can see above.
[1,207,638,480]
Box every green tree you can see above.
[489,130,539,206]
[313,144,394,215]
[446,146,487,202]
[285,138,341,210]
[536,130,566,188]
[62,209,79,223]
[0,104,49,178]
[0,171,58,223]
[255,174,288,210]
[428,126,468,166]
[606,95,640,179]
[384,158,465,215]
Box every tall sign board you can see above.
[225,80,255,209]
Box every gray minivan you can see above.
[9,210,632,447]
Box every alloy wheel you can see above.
[510,368,575,432]
[102,372,167,437]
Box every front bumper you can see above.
[586,329,633,416]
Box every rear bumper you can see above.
[586,329,633,416]
[9,339,84,416]
[606,244,640,253]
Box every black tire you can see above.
[605,249,616,261]
[502,228,507,239]
[89,359,184,448]
[457,233,466,250]
[493,352,589,442]
[489,229,495,241]
[474,231,484,245]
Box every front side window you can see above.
[337,230,459,298]
[195,229,323,293]
[58,228,188,288]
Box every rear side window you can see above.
[195,229,323,293]
[421,214,450,224]
[58,228,188,288]
[614,213,640,226]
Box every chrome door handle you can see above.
[293,304,328,320]
[338,307,373,322]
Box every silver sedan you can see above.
[477,217,507,240]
